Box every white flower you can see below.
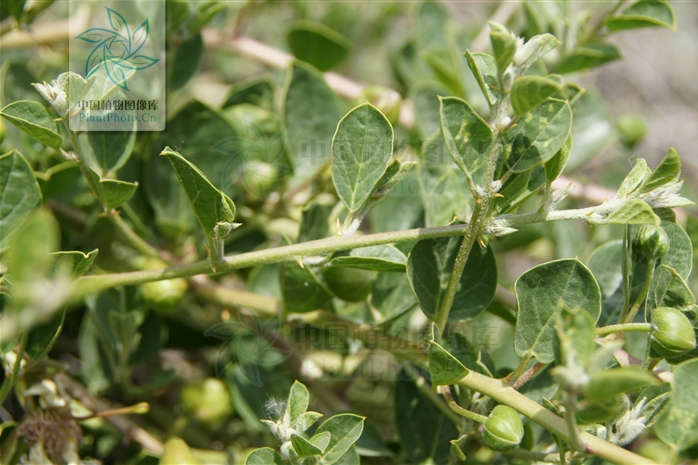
[2,351,26,375]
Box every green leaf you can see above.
[656,359,698,451]
[510,76,562,116]
[395,366,458,463]
[7,209,59,284]
[587,367,659,402]
[588,240,625,325]
[291,433,323,458]
[515,259,601,364]
[0,100,62,149]
[322,266,376,302]
[659,221,693,280]
[464,51,500,107]
[245,447,285,465]
[97,179,138,209]
[169,32,204,90]
[504,98,572,172]
[86,128,136,174]
[420,136,471,226]
[410,82,447,139]
[287,380,309,424]
[439,97,493,175]
[315,414,365,465]
[645,265,695,319]
[555,306,596,368]
[333,446,360,465]
[407,238,497,321]
[513,33,560,70]
[332,103,394,212]
[636,383,672,428]
[616,159,651,198]
[640,147,681,193]
[330,245,407,272]
[26,308,66,364]
[557,42,621,74]
[489,22,517,75]
[287,21,351,72]
[161,147,236,238]
[223,75,275,110]
[298,201,332,242]
[428,341,469,385]
[51,249,99,278]
[371,271,418,322]
[280,261,333,313]
[310,431,331,452]
[294,411,324,434]
[589,198,660,225]
[0,150,42,253]
[566,90,614,171]
[544,133,572,184]
[283,62,343,184]
[605,0,675,32]
[493,166,546,214]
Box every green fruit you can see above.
[635,224,670,259]
[483,405,524,451]
[651,307,696,358]
[180,378,234,423]
[159,438,199,465]
[138,257,188,313]
[322,266,377,302]
[617,114,647,148]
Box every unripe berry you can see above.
[651,307,696,358]
[635,224,669,259]
[483,405,524,451]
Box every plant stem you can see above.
[0,333,27,405]
[509,353,533,385]
[623,265,655,326]
[406,372,463,425]
[440,385,488,424]
[595,323,653,336]
[110,212,161,259]
[434,138,502,334]
[259,310,656,465]
[66,126,162,259]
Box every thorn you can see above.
[54,117,63,122]
[491,193,505,198]
[477,236,485,248]
[297,258,304,268]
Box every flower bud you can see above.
[635,225,669,259]
[483,405,524,451]
[651,307,696,358]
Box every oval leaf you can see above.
[439,96,493,175]
[428,341,469,385]
[284,62,343,185]
[407,237,497,321]
[161,147,236,238]
[287,21,351,72]
[504,98,572,173]
[0,150,42,253]
[510,76,562,116]
[656,359,698,451]
[515,259,601,363]
[332,103,394,212]
[316,414,365,465]
[0,100,63,149]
